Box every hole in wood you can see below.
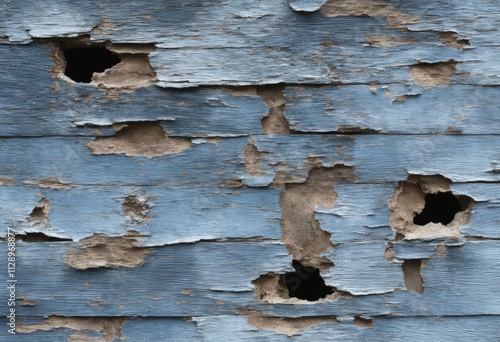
[63,47,121,83]
[284,260,334,301]
[18,233,71,242]
[413,192,466,226]
[389,175,475,239]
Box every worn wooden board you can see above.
[1,240,499,320]
[1,0,499,340]
[0,135,498,188]
[2,1,499,87]
[0,185,282,244]
[3,315,499,341]
[1,41,498,136]
[0,42,268,137]
[2,183,498,244]
[284,85,500,134]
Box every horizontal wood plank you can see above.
[0,135,498,187]
[5,315,500,341]
[1,240,499,318]
[1,1,499,87]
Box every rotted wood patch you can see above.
[1,0,500,340]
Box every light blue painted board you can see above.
[0,43,267,137]
[323,241,405,295]
[193,315,500,342]
[2,1,499,86]
[0,136,249,187]
[3,182,498,246]
[0,185,282,244]
[3,0,498,46]
[284,85,500,134]
[6,315,499,341]
[317,183,500,243]
[0,135,498,187]
[258,241,500,318]
[316,183,396,243]
[2,241,500,318]
[250,135,500,185]
[0,41,495,136]
[0,241,291,317]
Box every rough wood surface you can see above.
[1,0,499,340]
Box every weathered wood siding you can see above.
[1,0,499,341]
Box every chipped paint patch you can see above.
[17,316,127,342]
[252,273,291,303]
[65,232,152,270]
[409,61,458,88]
[244,140,265,177]
[257,85,291,135]
[25,178,78,190]
[123,194,152,224]
[93,44,157,89]
[354,316,375,328]
[402,259,425,294]
[19,295,37,306]
[321,0,420,30]
[438,32,470,49]
[220,86,258,97]
[51,37,157,92]
[181,289,194,296]
[87,122,192,158]
[238,308,338,336]
[28,198,51,227]
[0,177,13,185]
[366,35,417,47]
[280,166,355,268]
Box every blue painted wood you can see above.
[193,315,500,341]
[0,185,282,244]
[0,241,291,317]
[0,136,498,188]
[2,38,497,136]
[249,135,500,185]
[0,43,267,137]
[318,183,500,243]
[1,0,499,339]
[2,241,500,319]
[324,241,404,295]
[316,183,396,243]
[1,1,499,87]
[3,182,498,248]
[5,315,499,341]
[284,85,500,134]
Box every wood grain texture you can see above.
[0,241,498,318]
[2,0,499,87]
[1,0,499,340]
[0,135,497,188]
[3,315,499,341]
[0,185,282,244]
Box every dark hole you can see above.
[63,47,121,83]
[284,260,334,301]
[413,192,464,226]
[18,233,71,242]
